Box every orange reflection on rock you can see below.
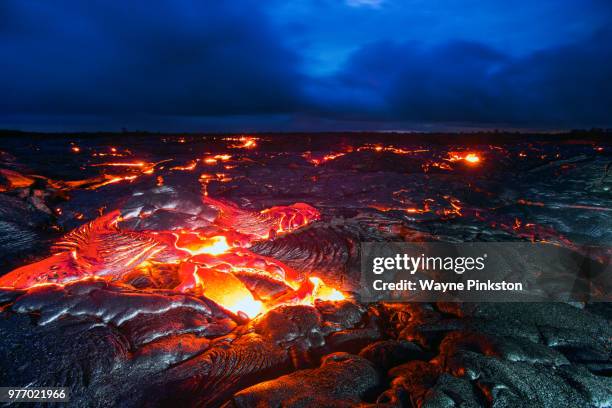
[259,202,321,235]
[0,169,36,190]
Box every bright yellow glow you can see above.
[175,235,231,256]
[196,266,264,318]
[309,277,345,301]
[238,137,257,149]
[464,153,480,163]
[203,236,231,255]
[228,296,264,318]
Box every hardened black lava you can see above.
[0,131,610,407]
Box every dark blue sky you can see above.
[1,0,611,132]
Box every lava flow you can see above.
[0,192,341,319]
[446,151,481,164]
[0,132,610,408]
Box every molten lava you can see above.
[446,151,482,164]
[0,192,342,319]
[303,151,347,166]
[173,234,231,256]
[194,265,264,318]
[464,153,480,163]
[228,136,258,149]
[309,277,345,301]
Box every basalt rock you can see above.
[228,353,380,408]
[0,134,610,407]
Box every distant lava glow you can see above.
[238,137,257,149]
[464,153,480,163]
[446,151,482,164]
[227,136,258,149]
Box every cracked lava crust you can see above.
[0,133,610,407]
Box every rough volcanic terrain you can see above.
[0,132,610,407]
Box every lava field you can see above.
[0,132,610,407]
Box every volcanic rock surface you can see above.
[0,133,610,407]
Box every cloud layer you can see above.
[323,27,612,127]
[1,1,304,117]
[1,0,611,130]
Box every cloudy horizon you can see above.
[1,0,611,132]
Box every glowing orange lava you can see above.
[193,265,263,318]
[357,144,428,155]
[0,194,339,320]
[464,153,480,163]
[446,151,482,165]
[170,160,198,171]
[302,151,347,166]
[174,234,231,256]
[309,277,345,301]
[240,138,257,149]
[0,169,36,189]
[229,136,258,149]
